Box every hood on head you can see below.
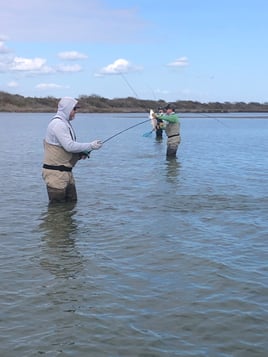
[57,97,78,121]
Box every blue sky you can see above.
[0,0,267,103]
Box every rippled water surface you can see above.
[0,112,268,356]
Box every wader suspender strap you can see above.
[53,116,76,141]
[68,125,76,141]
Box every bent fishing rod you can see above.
[102,118,150,144]
[83,117,151,157]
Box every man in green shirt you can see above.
[155,103,181,158]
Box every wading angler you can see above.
[153,103,181,158]
[42,97,103,204]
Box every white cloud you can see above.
[0,49,84,76]
[58,51,88,60]
[98,58,142,75]
[0,60,9,72]
[8,56,83,74]
[0,40,10,54]
[10,56,48,71]
[0,34,9,41]
[154,88,169,95]
[36,83,69,90]
[167,56,189,67]
[7,80,19,88]
[56,64,82,73]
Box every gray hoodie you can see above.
[45,97,93,153]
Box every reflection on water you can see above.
[165,157,181,182]
[39,202,84,279]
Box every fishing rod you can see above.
[82,117,151,157]
[103,118,150,143]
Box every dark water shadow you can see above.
[165,157,181,183]
[39,202,84,279]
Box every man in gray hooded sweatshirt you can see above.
[42,97,102,203]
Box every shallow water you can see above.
[0,112,267,356]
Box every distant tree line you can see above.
[0,91,268,113]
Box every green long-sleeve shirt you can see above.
[156,112,180,138]
[156,112,179,123]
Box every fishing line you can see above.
[83,72,151,156]
[118,72,155,138]
[197,113,229,127]
[120,72,140,98]
[120,71,228,128]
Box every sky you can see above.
[0,0,267,103]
